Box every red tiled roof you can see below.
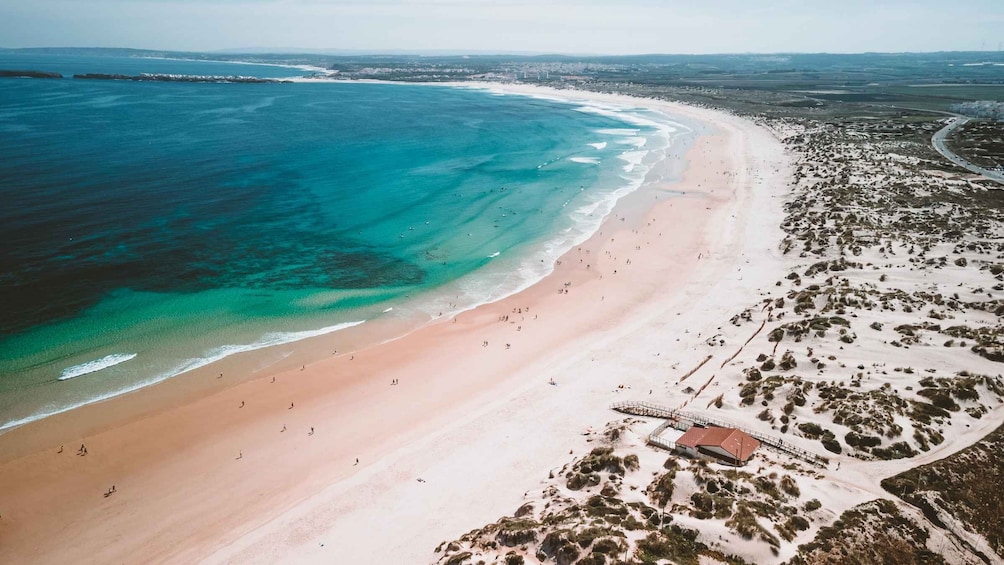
[676,425,761,462]
[676,425,711,449]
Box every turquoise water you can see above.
[0,52,692,430]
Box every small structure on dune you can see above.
[675,425,760,466]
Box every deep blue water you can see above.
[0,52,688,430]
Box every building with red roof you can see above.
[675,425,760,466]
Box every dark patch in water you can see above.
[0,164,424,336]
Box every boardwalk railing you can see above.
[647,420,677,451]
[611,400,678,419]
[612,401,829,467]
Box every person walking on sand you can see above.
[309,427,314,436]
[236,451,243,460]
[57,445,63,454]
[281,425,286,433]
[289,402,294,409]
[239,401,245,408]
[354,458,359,466]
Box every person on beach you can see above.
[289,402,294,409]
[309,427,314,436]
[236,451,243,460]
[271,376,275,383]
[281,425,286,433]
[354,458,359,466]
[239,401,245,408]
[57,445,63,454]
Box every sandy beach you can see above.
[0,86,790,564]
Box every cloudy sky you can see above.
[1,0,1002,54]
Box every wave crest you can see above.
[59,353,137,381]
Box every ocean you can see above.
[0,51,695,431]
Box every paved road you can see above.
[931,116,1004,185]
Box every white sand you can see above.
[0,85,795,565]
[204,87,792,564]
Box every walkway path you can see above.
[611,401,829,467]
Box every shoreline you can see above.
[0,81,692,437]
[0,86,789,563]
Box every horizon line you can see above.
[3,46,1004,58]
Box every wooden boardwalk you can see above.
[612,401,829,467]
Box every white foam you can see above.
[488,251,501,258]
[59,353,137,381]
[401,84,696,327]
[570,157,600,164]
[596,128,641,136]
[412,148,657,326]
[159,321,367,380]
[1,321,365,433]
[383,307,394,313]
[618,150,648,173]
[617,136,648,148]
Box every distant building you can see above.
[675,425,761,466]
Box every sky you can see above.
[1,0,1002,55]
